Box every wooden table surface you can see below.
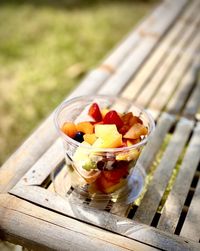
[0,0,200,250]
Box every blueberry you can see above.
[74,131,84,143]
[97,161,105,170]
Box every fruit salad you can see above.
[61,102,148,195]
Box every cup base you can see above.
[52,164,145,209]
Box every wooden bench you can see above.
[0,0,200,250]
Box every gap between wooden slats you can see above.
[157,122,200,234]
[98,0,188,96]
[121,0,200,101]
[110,113,175,216]
[180,163,200,241]
[133,118,194,225]
[166,57,200,115]
[183,74,200,118]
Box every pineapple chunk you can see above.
[83,133,97,145]
[94,124,123,148]
[95,124,118,138]
[93,135,122,148]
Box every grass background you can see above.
[0,0,158,165]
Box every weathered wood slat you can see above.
[102,0,187,70]
[7,189,199,251]
[137,26,200,109]
[148,33,200,114]
[183,75,200,118]
[122,1,199,102]
[98,0,188,96]
[110,113,175,216]
[134,113,175,174]
[134,118,194,225]
[157,122,200,233]
[1,194,157,251]
[16,138,64,187]
[180,175,200,242]
[166,58,199,115]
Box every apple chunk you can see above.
[124,123,148,139]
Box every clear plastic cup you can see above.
[53,95,155,204]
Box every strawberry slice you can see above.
[119,124,130,135]
[95,174,119,193]
[103,110,123,129]
[103,165,129,182]
[88,103,102,122]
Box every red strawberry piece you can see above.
[88,103,102,122]
[103,165,129,182]
[95,174,119,193]
[103,110,123,129]
[119,124,130,135]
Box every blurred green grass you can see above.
[0,0,158,165]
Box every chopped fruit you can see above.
[83,171,101,184]
[124,123,148,139]
[103,179,127,194]
[103,110,123,129]
[73,141,90,162]
[127,138,141,146]
[61,122,77,138]
[129,116,143,126]
[116,149,140,161]
[121,139,128,147]
[121,112,143,127]
[119,124,130,135]
[119,112,142,135]
[83,133,97,145]
[92,121,104,125]
[95,174,120,193]
[121,112,133,125]
[92,135,122,148]
[94,124,123,148]
[101,108,109,118]
[103,165,129,182]
[95,124,119,138]
[97,161,106,170]
[76,122,94,134]
[82,160,97,171]
[76,121,94,134]
[96,174,126,193]
[60,101,152,196]
[88,103,102,122]
[74,131,84,142]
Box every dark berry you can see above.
[74,131,84,143]
[97,161,105,170]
